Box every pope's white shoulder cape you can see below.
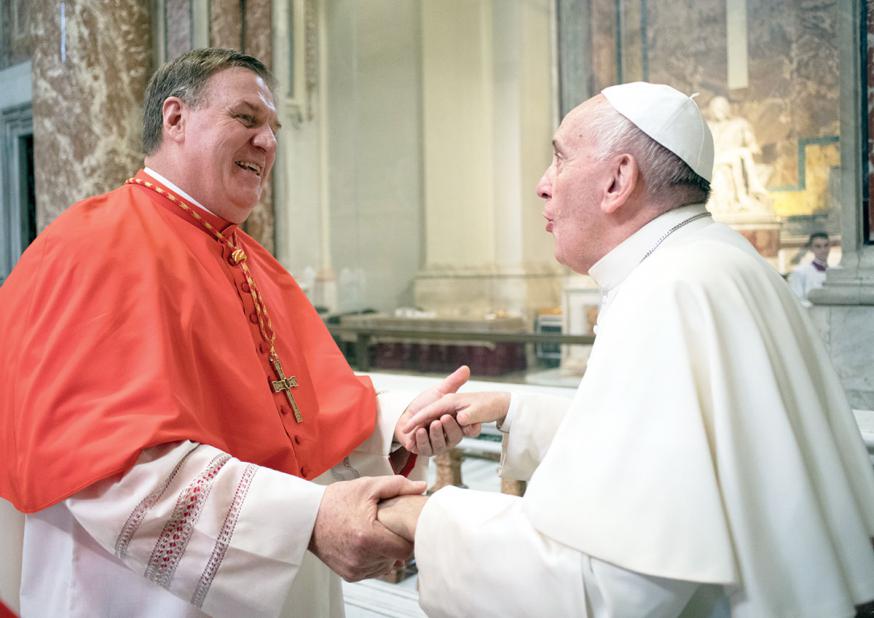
[523,222,874,615]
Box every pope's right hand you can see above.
[308,475,426,581]
[401,391,511,438]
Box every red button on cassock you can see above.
[249,312,259,324]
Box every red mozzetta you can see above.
[0,170,377,513]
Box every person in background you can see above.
[789,231,831,306]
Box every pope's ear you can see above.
[601,153,639,215]
[161,97,186,144]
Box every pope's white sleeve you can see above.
[66,440,325,618]
[415,486,697,618]
[500,392,573,480]
[332,390,428,481]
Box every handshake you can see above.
[308,365,510,581]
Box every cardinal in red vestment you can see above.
[0,48,469,618]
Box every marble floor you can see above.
[343,578,424,618]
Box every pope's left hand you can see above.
[394,365,471,457]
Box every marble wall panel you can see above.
[165,0,193,59]
[751,1,839,186]
[209,0,243,50]
[31,0,151,230]
[0,0,34,69]
[739,0,837,223]
[645,0,725,95]
[617,0,644,83]
[209,0,275,253]
[585,0,840,226]
[243,0,272,67]
[239,0,274,254]
[556,0,594,114]
[590,0,617,89]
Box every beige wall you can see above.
[274,0,559,317]
[326,0,425,312]
[420,0,555,270]
[274,0,424,313]
[421,0,495,268]
[416,0,562,316]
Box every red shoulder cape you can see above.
[0,171,377,513]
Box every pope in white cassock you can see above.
[380,83,874,618]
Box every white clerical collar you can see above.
[589,204,710,294]
[143,167,213,215]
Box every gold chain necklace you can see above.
[127,177,304,422]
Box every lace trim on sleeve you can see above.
[191,463,258,608]
[145,454,231,588]
[114,448,196,560]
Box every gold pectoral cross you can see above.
[271,357,303,423]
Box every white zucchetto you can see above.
[601,82,714,182]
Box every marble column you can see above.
[209,0,275,253]
[807,0,874,412]
[868,0,874,243]
[165,0,194,60]
[31,0,151,231]
[556,0,594,116]
[209,0,242,50]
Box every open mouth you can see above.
[235,160,263,177]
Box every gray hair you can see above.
[142,48,276,155]
[587,99,711,205]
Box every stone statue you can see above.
[706,96,773,218]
